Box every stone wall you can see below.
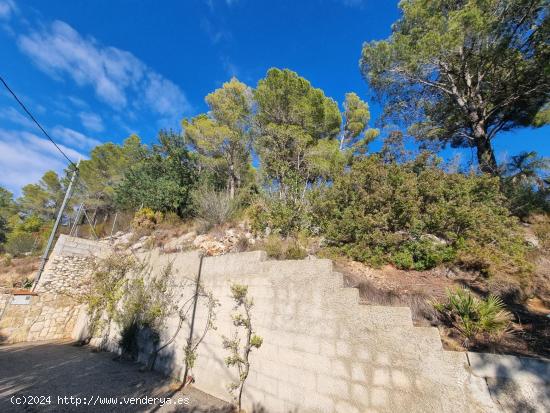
[0,293,81,342]
[0,235,106,344]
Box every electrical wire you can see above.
[0,75,78,170]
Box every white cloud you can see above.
[221,57,240,78]
[68,96,88,108]
[204,0,238,11]
[200,18,232,44]
[51,126,101,149]
[0,128,85,195]
[17,20,192,119]
[0,106,35,129]
[79,111,104,132]
[0,0,16,20]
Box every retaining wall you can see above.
[0,235,503,412]
[0,235,107,344]
[76,248,497,412]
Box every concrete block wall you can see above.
[80,248,497,413]
[1,234,500,412]
[50,234,110,258]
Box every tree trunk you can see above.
[473,126,498,175]
[229,174,236,199]
[228,161,237,199]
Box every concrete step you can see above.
[358,305,414,329]
[327,287,360,306]
[399,326,443,352]
[260,258,334,278]
[332,272,345,288]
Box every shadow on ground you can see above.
[0,340,235,412]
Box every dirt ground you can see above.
[0,255,40,291]
[0,340,233,413]
[334,258,550,360]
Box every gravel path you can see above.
[0,341,233,413]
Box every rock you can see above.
[181,231,197,242]
[524,233,540,248]
[115,232,133,245]
[199,240,227,256]
[131,236,151,251]
[165,231,197,250]
[193,234,212,247]
[421,234,448,245]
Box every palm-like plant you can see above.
[477,295,513,339]
[505,151,549,191]
[433,288,513,346]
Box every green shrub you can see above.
[312,155,529,277]
[391,239,456,270]
[249,196,305,237]
[83,253,137,339]
[5,232,38,256]
[391,249,414,270]
[433,288,513,345]
[0,215,8,245]
[114,131,197,218]
[17,215,44,233]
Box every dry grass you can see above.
[0,255,40,289]
[232,235,250,253]
[356,278,438,325]
[252,235,307,260]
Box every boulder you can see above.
[199,240,227,256]
[193,234,212,247]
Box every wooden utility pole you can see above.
[32,163,79,291]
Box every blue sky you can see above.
[0,0,548,195]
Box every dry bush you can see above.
[15,264,34,275]
[161,211,183,227]
[2,254,12,267]
[357,279,437,324]
[131,208,163,237]
[232,235,250,253]
[532,215,550,251]
[256,235,307,260]
[193,189,237,229]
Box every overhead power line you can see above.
[0,75,78,170]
